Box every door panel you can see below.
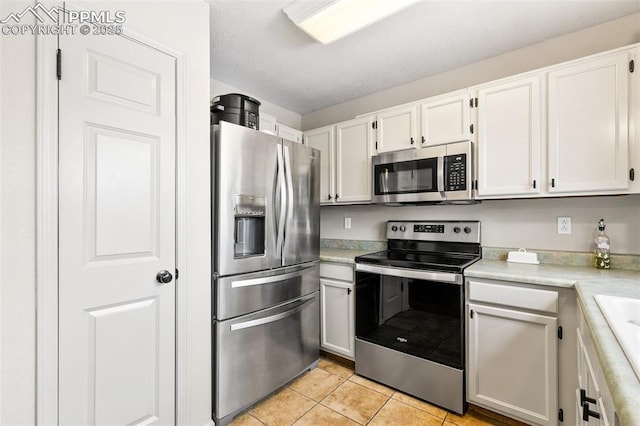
[58,29,176,425]
[282,140,320,266]
[214,122,280,276]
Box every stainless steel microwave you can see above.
[372,141,474,205]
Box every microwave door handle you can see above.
[437,156,445,193]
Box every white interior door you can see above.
[58,29,177,425]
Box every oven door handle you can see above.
[355,263,463,285]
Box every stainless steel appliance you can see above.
[372,141,474,205]
[211,121,320,426]
[354,220,481,414]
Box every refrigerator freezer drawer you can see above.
[214,261,319,320]
[213,292,320,421]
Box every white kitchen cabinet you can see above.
[375,104,418,153]
[474,75,542,197]
[420,91,471,147]
[320,262,355,360]
[259,113,277,135]
[467,279,559,426]
[576,305,615,426]
[305,117,373,205]
[277,123,303,143]
[305,125,335,204]
[547,51,630,194]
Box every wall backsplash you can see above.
[320,194,640,255]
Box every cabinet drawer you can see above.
[468,279,558,314]
[320,262,353,282]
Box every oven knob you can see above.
[399,225,406,232]
[464,226,472,234]
[391,225,398,232]
[453,226,461,233]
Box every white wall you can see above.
[303,12,640,129]
[0,1,211,425]
[308,12,640,255]
[1,2,37,424]
[211,78,302,129]
[321,195,640,254]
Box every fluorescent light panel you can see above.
[284,0,420,44]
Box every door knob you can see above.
[156,270,173,284]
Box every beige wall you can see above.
[303,12,640,129]
[0,2,211,425]
[308,12,640,255]
[211,78,302,130]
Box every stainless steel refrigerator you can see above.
[211,121,320,426]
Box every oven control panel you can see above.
[387,220,480,243]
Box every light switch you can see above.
[344,217,351,229]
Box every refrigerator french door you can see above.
[211,121,321,425]
[213,121,320,277]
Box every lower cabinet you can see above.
[576,305,615,425]
[319,262,355,360]
[466,278,566,426]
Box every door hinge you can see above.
[470,309,474,319]
[557,326,563,340]
[470,124,474,134]
[630,59,635,73]
[558,408,564,422]
[630,168,635,181]
[175,268,179,280]
[56,48,62,80]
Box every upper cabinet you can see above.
[420,91,471,147]
[305,125,335,205]
[473,75,542,198]
[374,104,418,153]
[305,116,374,205]
[547,51,630,194]
[277,123,303,144]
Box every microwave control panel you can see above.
[444,153,466,191]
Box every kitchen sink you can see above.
[594,294,640,380]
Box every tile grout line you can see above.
[363,394,392,425]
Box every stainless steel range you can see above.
[354,220,481,415]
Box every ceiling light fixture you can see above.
[283,0,420,44]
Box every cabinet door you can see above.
[476,76,542,197]
[376,104,418,153]
[467,303,557,425]
[277,124,303,144]
[259,113,277,135]
[305,126,335,204]
[320,278,354,359]
[548,52,629,193]
[335,116,373,203]
[421,92,470,146]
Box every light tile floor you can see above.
[230,357,528,426]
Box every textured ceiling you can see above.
[210,0,640,115]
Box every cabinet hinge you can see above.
[56,48,62,80]
[474,179,478,190]
[470,124,474,134]
[558,408,564,422]
[474,97,478,107]
[630,168,635,182]
[630,59,635,73]
[371,120,378,130]
[557,326,563,340]
[469,98,474,108]
[375,141,378,150]
[470,309,474,319]
[175,268,179,280]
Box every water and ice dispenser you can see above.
[233,195,265,258]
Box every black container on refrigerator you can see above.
[211,93,260,130]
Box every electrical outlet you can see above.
[344,217,351,229]
[557,216,571,234]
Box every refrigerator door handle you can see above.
[275,144,286,259]
[229,293,315,331]
[283,144,294,245]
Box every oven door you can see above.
[355,263,464,369]
[372,145,446,204]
